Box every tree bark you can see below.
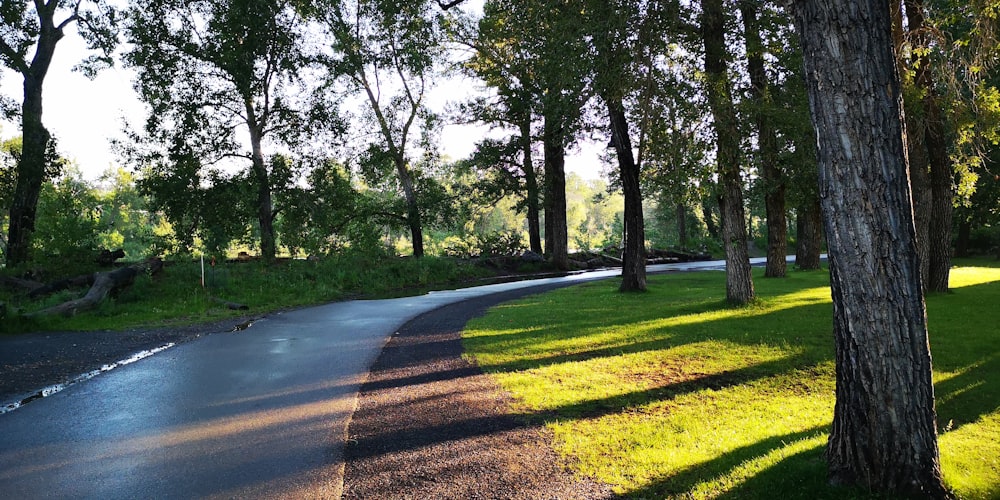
[6,10,63,267]
[893,0,931,287]
[543,113,568,270]
[908,117,932,288]
[740,0,786,278]
[795,199,823,270]
[702,0,754,304]
[905,0,952,293]
[245,109,276,263]
[520,114,543,254]
[606,95,646,292]
[955,217,970,258]
[790,1,950,496]
[395,156,425,258]
[925,106,952,292]
[677,203,688,248]
[701,199,719,240]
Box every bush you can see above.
[478,230,525,257]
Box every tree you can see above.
[318,0,449,258]
[789,1,950,496]
[459,15,544,254]
[701,0,754,304]
[458,134,542,251]
[904,0,953,292]
[278,159,382,257]
[0,0,117,266]
[124,0,314,262]
[587,0,651,291]
[473,0,590,270]
[739,0,786,278]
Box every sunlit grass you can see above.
[464,262,1000,499]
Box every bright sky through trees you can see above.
[0,4,606,182]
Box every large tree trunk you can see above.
[893,0,931,287]
[543,114,568,271]
[246,113,276,263]
[908,118,932,288]
[740,0,787,278]
[6,20,62,268]
[396,157,425,258]
[790,1,949,496]
[924,97,953,292]
[701,199,719,240]
[905,0,951,292]
[795,199,823,270]
[702,0,754,304]
[606,95,646,292]
[954,216,971,258]
[677,203,688,248]
[520,115,543,254]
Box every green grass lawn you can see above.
[463,262,1000,499]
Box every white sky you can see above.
[0,12,605,182]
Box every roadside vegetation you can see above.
[463,261,1000,499]
[0,254,495,334]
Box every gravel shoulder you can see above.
[0,315,254,406]
[342,285,615,499]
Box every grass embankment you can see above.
[463,261,1000,499]
[2,254,495,333]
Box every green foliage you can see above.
[566,174,624,252]
[464,264,1000,498]
[122,0,322,260]
[31,167,102,271]
[18,166,163,273]
[437,229,524,258]
[278,160,383,256]
[94,167,159,259]
[0,1,118,78]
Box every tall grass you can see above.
[463,262,1000,499]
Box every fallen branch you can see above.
[27,258,163,317]
[211,297,249,311]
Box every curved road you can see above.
[0,258,761,498]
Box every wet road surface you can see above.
[0,259,768,498]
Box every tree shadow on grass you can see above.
[535,354,816,421]
[469,300,836,375]
[620,426,831,499]
[935,354,1000,433]
[621,426,893,500]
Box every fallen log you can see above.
[0,276,44,293]
[599,253,624,264]
[211,297,249,311]
[27,258,164,317]
[27,274,95,299]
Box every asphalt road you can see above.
[0,258,766,499]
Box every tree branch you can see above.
[436,0,468,10]
[0,40,29,74]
